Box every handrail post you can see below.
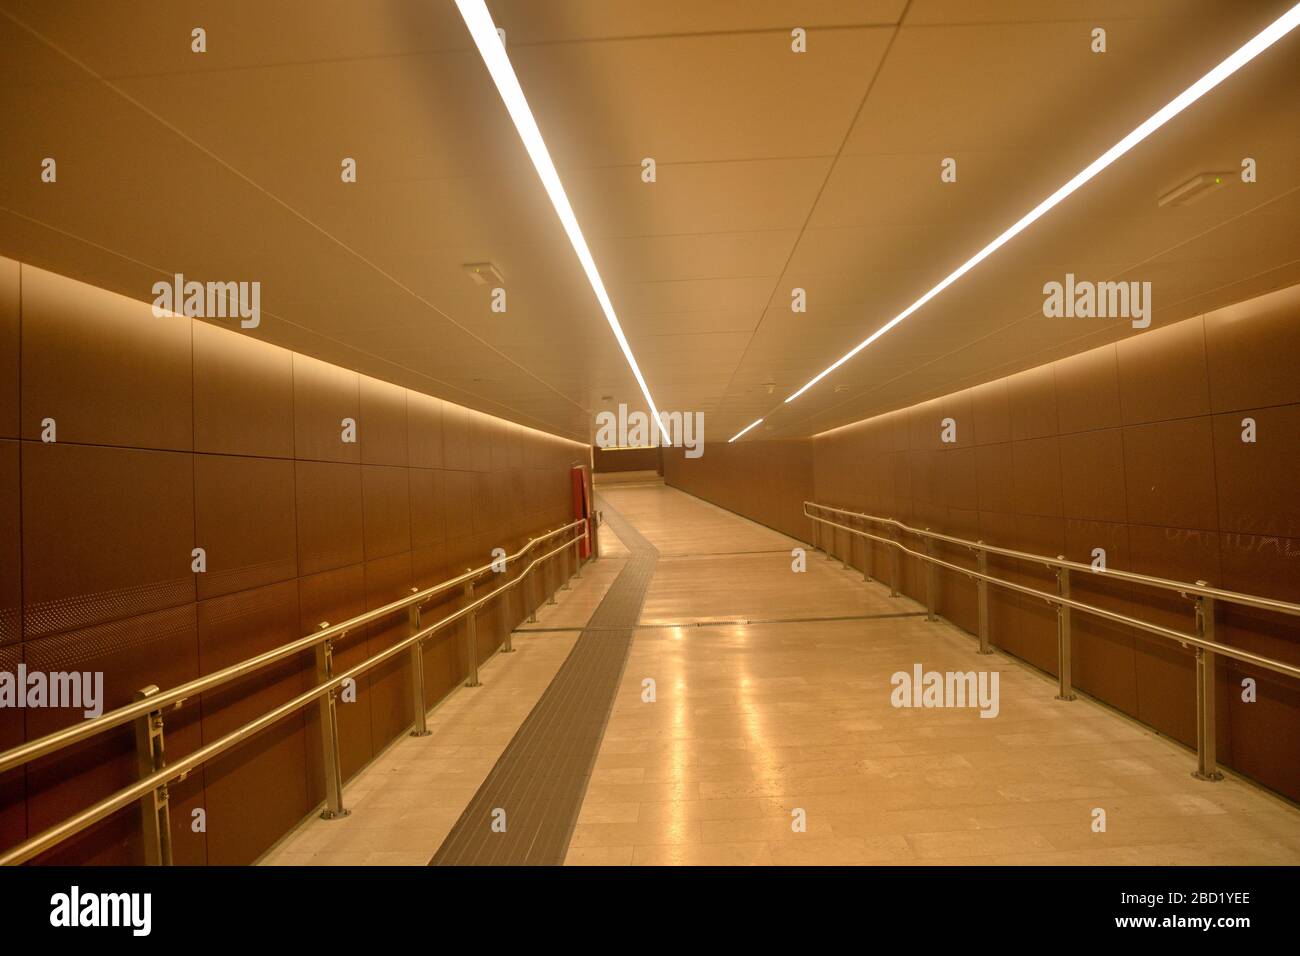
[464,578,481,688]
[574,527,583,579]
[889,525,901,597]
[546,537,558,605]
[1193,586,1224,781]
[133,685,173,865]
[314,628,349,819]
[502,562,517,654]
[924,533,937,621]
[1055,559,1076,701]
[407,592,431,737]
[976,544,992,655]
[527,565,539,624]
[859,517,870,582]
[811,509,821,553]
[560,540,572,590]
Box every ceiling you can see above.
[2,0,1298,445]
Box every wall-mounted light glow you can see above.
[728,419,764,443]
[785,2,1300,405]
[454,0,669,443]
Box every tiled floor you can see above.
[265,480,1300,866]
[563,482,1300,866]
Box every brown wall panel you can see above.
[1059,429,1127,523]
[359,376,409,467]
[1204,285,1300,411]
[979,511,1022,660]
[363,552,414,748]
[442,402,472,471]
[362,464,412,560]
[594,446,661,473]
[1063,519,1138,715]
[970,378,1011,445]
[1,261,590,865]
[443,470,475,543]
[944,447,978,513]
[471,473,498,541]
[197,580,310,865]
[974,443,1015,514]
[407,392,444,469]
[1219,532,1300,798]
[0,643,23,851]
[1212,405,1300,538]
[22,443,195,638]
[25,604,206,865]
[195,454,298,600]
[1011,438,1063,517]
[293,354,360,464]
[487,415,511,473]
[295,460,364,576]
[469,411,491,474]
[193,320,295,459]
[1123,419,1219,530]
[0,257,18,439]
[1007,364,1058,441]
[1012,513,1065,675]
[409,468,446,552]
[21,266,192,451]
[664,439,814,543]
[1054,343,1122,434]
[0,440,19,646]
[1116,316,1211,425]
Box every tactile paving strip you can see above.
[429,495,658,866]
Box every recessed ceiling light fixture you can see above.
[454,0,670,442]
[728,419,764,443]
[462,261,505,286]
[783,2,1300,407]
[1157,171,1234,207]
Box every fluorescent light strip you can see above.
[728,419,764,443]
[785,2,1300,405]
[454,0,670,443]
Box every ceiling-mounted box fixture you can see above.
[1158,172,1234,208]
[462,262,504,286]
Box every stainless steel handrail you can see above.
[809,503,1300,618]
[803,500,1300,783]
[0,518,591,866]
[0,518,587,777]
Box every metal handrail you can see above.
[0,518,591,866]
[803,500,1300,784]
[0,518,587,777]
[806,502,1300,619]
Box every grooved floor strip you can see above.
[518,610,928,633]
[429,494,658,866]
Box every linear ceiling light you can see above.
[728,419,764,443]
[784,2,1300,406]
[454,0,670,443]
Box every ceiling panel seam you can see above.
[709,0,915,427]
